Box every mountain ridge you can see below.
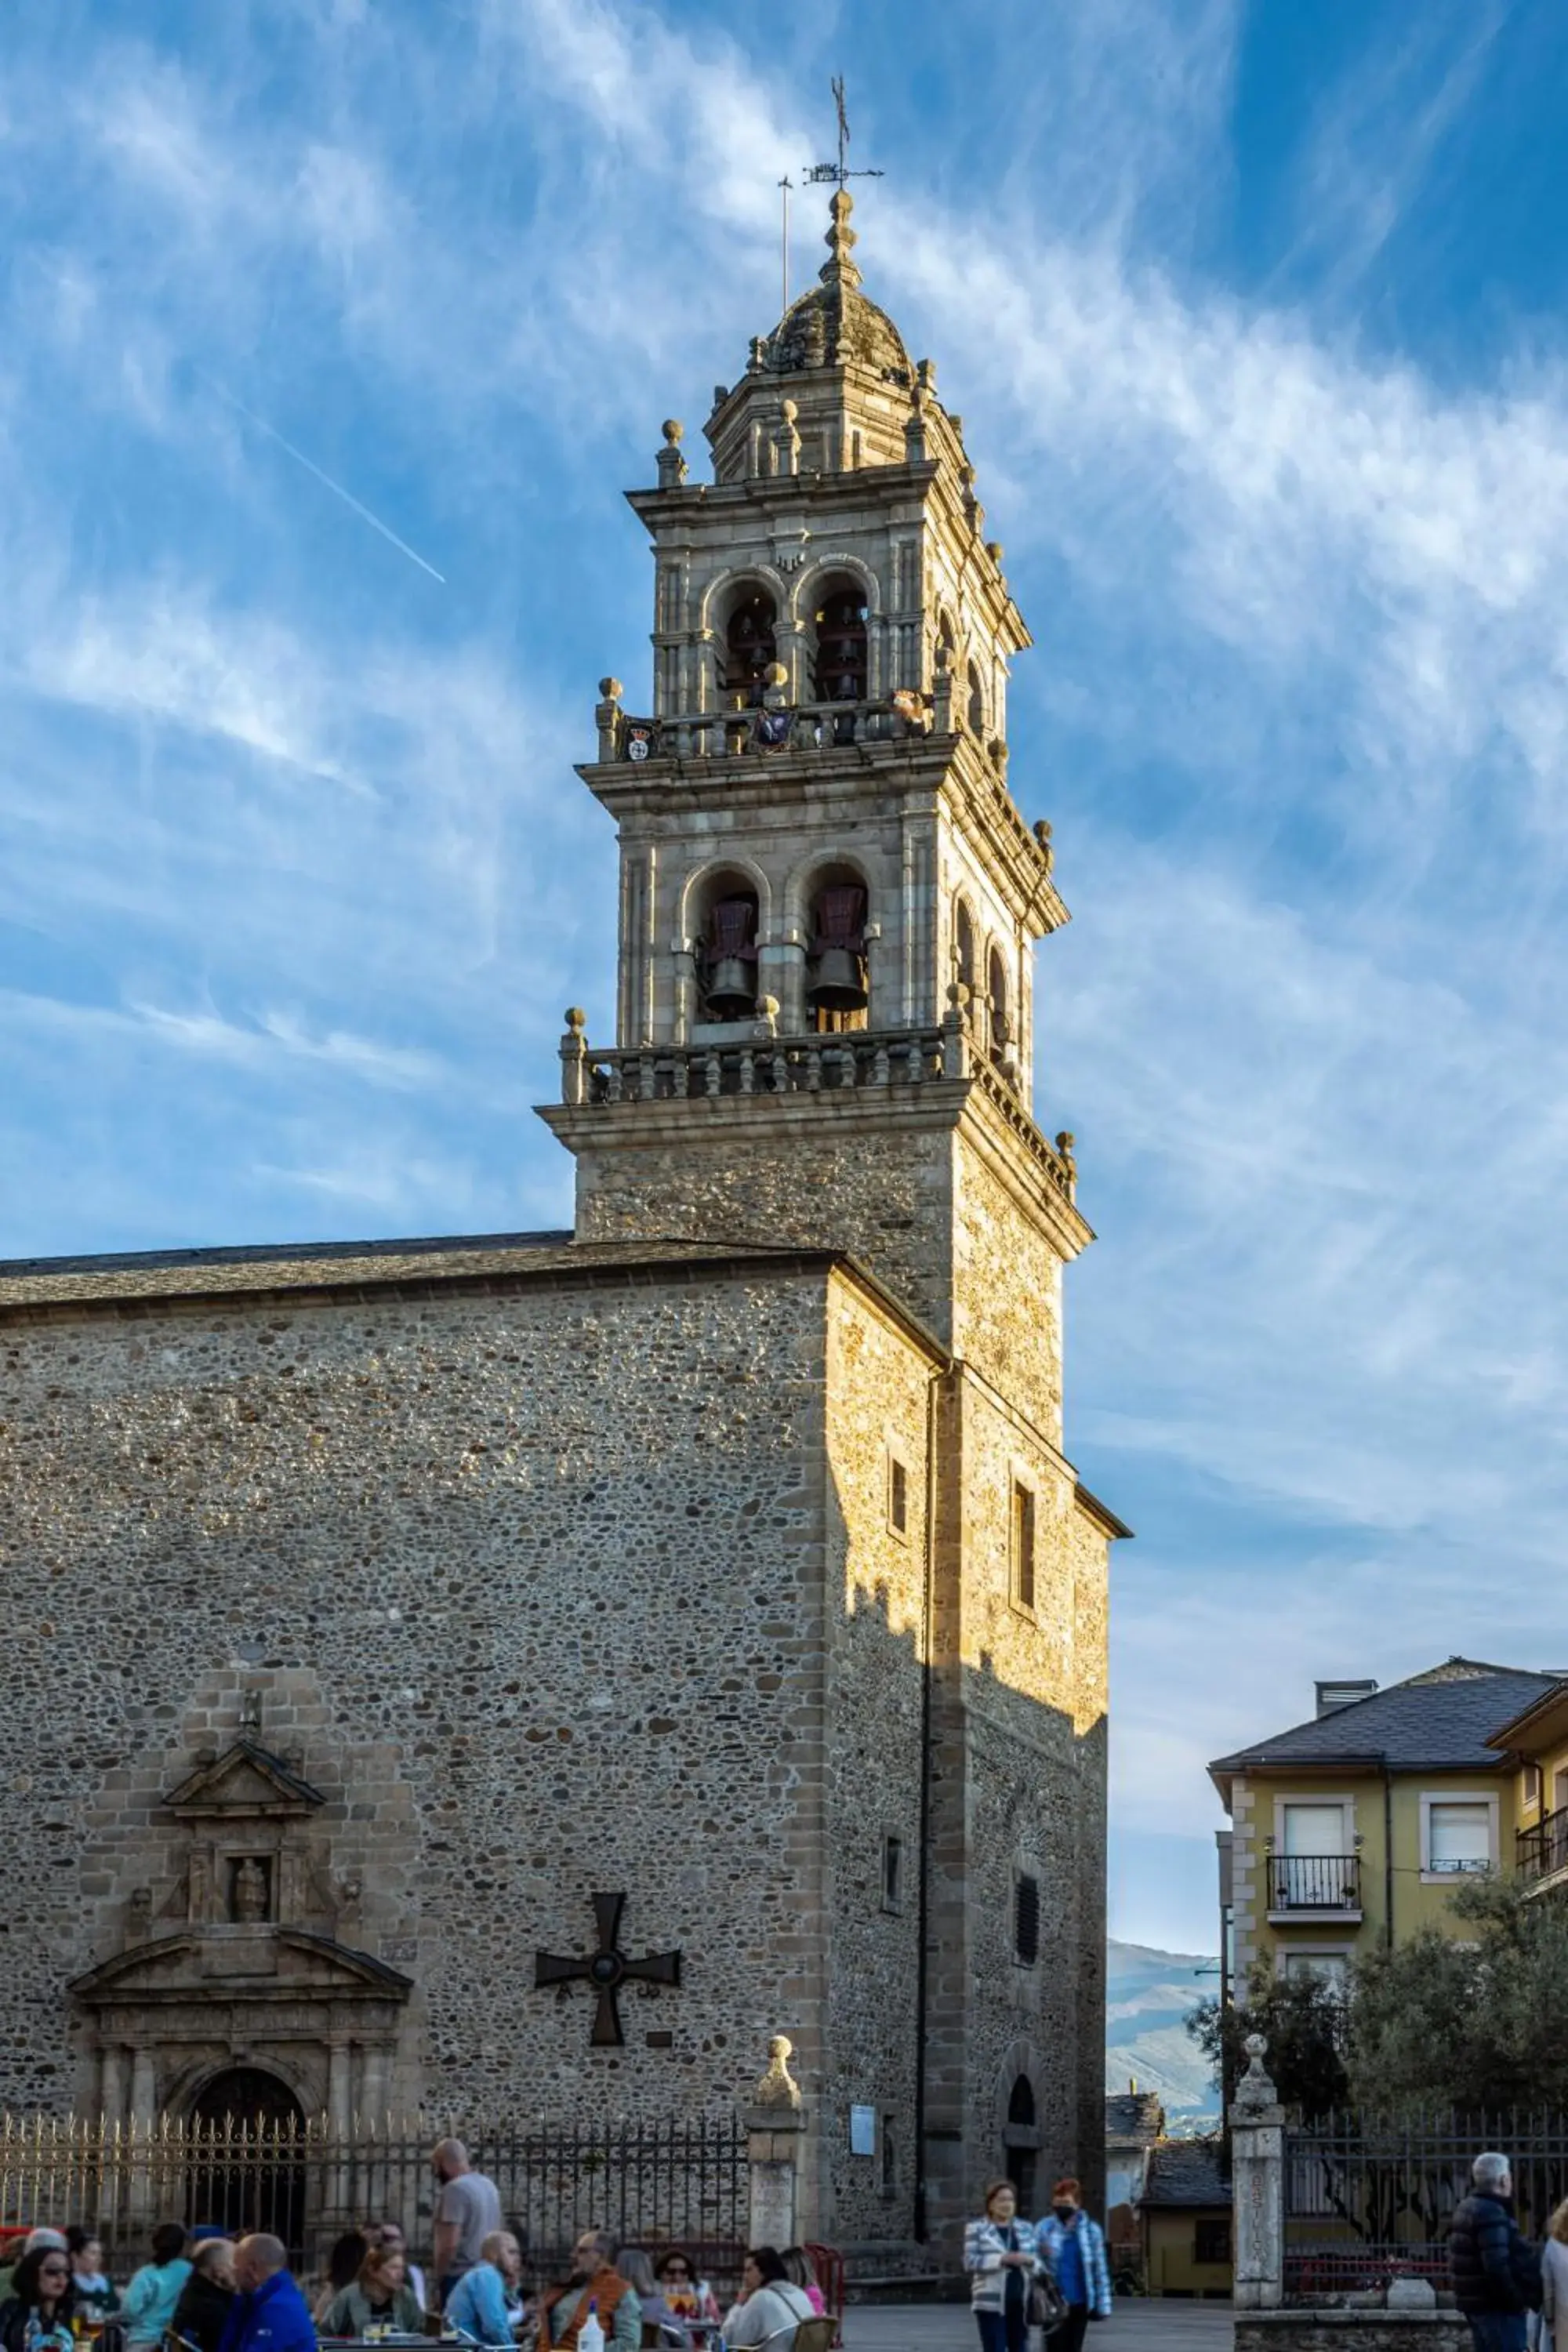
[1105,1936,1220,2116]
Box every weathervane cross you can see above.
[804,75,884,191]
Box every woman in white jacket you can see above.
[963,2180,1043,2352]
[1537,2199,1568,2351]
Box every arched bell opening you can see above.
[953,897,978,1003]
[723,590,779,706]
[185,2066,306,2252]
[805,864,871,1035]
[812,577,869,717]
[988,943,1013,1069]
[691,870,763,1022]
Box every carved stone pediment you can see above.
[70,1927,412,2009]
[162,1740,324,1821]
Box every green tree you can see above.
[1187,1963,1349,2122]
[1348,1875,1568,2114]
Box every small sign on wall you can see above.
[849,2104,877,2157]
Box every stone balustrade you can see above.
[556,1007,1079,1203]
[594,691,936,764]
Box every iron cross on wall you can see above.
[535,1893,681,2047]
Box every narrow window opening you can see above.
[967,662,985,735]
[880,2117,897,2197]
[887,1454,909,1537]
[1014,1875,1040,1965]
[881,1833,904,1912]
[1011,1479,1036,1613]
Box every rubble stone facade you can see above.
[0,191,1121,2256]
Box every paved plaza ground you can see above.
[844,2300,1232,2348]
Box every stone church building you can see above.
[0,191,1123,2253]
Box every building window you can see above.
[1014,1872,1040,1964]
[1425,1799,1494,1876]
[1011,1479,1036,1614]
[1555,1767,1568,1817]
[880,2116,896,2198]
[887,1452,909,1537]
[1281,1951,1348,1987]
[1524,1762,1543,1812]
[882,1834,904,1914]
[1194,2219,1232,2266]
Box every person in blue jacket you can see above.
[219,2238,316,2352]
[1037,2178,1112,2350]
[443,2233,524,2347]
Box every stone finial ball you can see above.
[1244,2032,1268,2060]
[986,540,1004,563]
[947,980,971,1008]
[757,995,780,1018]
[781,398,798,423]
[763,660,788,687]
[598,676,623,701]
[564,1007,587,1033]
[662,418,684,443]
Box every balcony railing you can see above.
[1269,1854,1361,1913]
[1519,1806,1568,1887]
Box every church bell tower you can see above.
[541,187,1091,1446]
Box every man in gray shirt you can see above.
[430,2138,503,2308]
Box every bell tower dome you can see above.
[539,188,1088,1439]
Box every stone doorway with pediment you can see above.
[71,1726,412,2131]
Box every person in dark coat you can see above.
[172,2239,238,2352]
[1450,2151,1541,2352]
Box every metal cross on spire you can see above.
[803,76,884,190]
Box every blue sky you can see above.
[7,0,1568,1953]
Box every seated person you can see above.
[67,2230,119,2321]
[720,2250,814,2351]
[321,2245,423,2339]
[171,2238,237,2352]
[441,2234,524,2347]
[539,2232,638,2350]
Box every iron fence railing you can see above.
[1284,2110,1568,2306]
[0,2113,748,2294]
[1269,1854,1361,1911]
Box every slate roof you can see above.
[1105,2092,1166,2146]
[1209,1657,1558,1789]
[1138,2139,1231,2211]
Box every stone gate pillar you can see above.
[742,2034,806,2251]
[1230,2032,1285,2310]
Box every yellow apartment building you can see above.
[1209,1657,1559,1991]
[1488,1678,1568,1900]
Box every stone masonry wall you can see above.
[0,1258,869,2124]
[819,1274,934,2245]
[569,1108,956,1348]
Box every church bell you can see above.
[702,895,760,1018]
[806,884,870,1013]
[806,947,869,1013]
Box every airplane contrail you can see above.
[200,372,446,584]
